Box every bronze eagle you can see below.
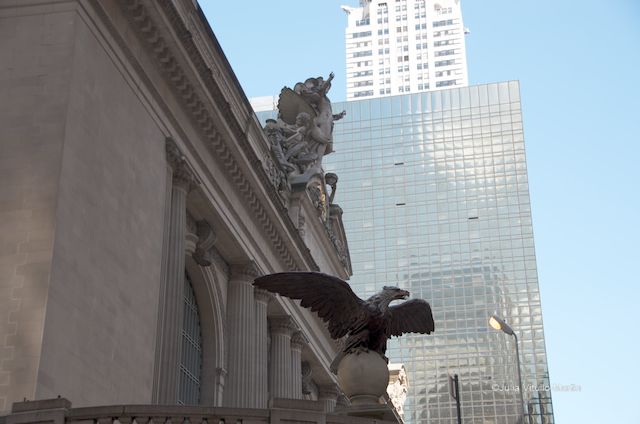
[254,272,434,371]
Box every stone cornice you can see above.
[117,0,320,272]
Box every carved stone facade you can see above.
[0,0,373,422]
[261,78,352,276]
[387,364,409,420]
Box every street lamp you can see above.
[489,314,526,422]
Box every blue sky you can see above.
[202,1,640,422]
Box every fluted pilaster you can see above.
[254,289,271,408]
[318,384,340,413]
[224,262,260,407]
[155,139,197,404]
[269,316,297,399]
[290,332,307,400]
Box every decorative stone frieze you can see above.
[262,147,290,206]
[122,0,317,272]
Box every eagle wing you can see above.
[387,299,435,337]
[254,272,366,339]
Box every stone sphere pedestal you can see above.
[336,350,390,405]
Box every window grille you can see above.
[178,272,202,405]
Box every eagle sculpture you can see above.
[253,272,434,372]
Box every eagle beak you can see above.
[399,290,409,299]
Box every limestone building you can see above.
[0,1,390,423]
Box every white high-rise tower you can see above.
[343,0,469,100]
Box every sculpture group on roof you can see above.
[264,72,346,180]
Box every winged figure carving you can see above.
[253,272,434,372]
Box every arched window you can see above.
[178,272,202,405]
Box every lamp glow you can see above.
[489,316,502,331]
[489,314,514,335]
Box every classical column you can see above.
[155,139,197,404]
[254,289,271,408]
[269,316,297,399]
[224,262,260,408]
[318,384,340,413]
[290,332,307,400]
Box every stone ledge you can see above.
[11,399,71,414]
[269,398,324,412]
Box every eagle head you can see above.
[382,286,410,301]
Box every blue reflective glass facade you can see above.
[258,81,553,424]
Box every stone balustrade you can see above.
[67,406,269,424]
[3,398,398,424]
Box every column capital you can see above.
[290,331,308,351]
[230,261,261,281]
[166,137,198,191]
[318,384,340,400]
[269,315,298,336]
[254,288,272,304]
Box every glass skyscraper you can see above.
[258,81,554,424]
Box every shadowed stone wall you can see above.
[0,3,166,410]
[0,6,77,413]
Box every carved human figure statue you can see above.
[293,72,346,172]
[265,72,345,179]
